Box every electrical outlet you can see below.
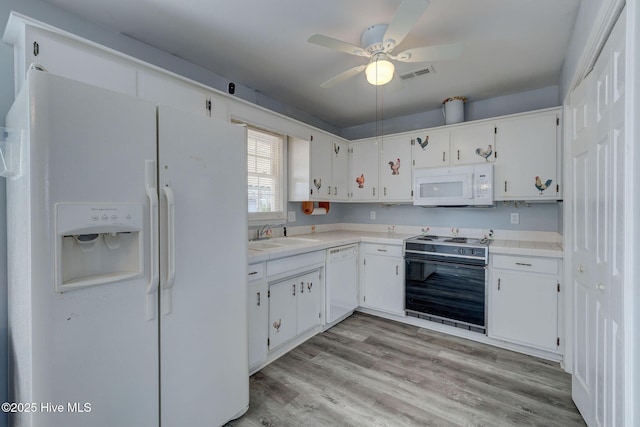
[510,213,520,224]
[287,211,296,222]
[370,211,376,220]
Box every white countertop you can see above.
[248,230,563,263]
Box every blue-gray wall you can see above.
[0,1,607,426]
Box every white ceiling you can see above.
[39,0,581,130]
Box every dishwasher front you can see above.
[325,244,358,326]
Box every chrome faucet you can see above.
[257,223,284,240]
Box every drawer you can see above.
[362,243,402,257]
[267,250,325,277]
[491,254,559,275]
[247,262,265,282]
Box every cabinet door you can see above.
[362,255,404,315]
[138,70,212,118]
[248,281,268,368]
[490,270,558,351]
[379,135,412,202]
[450,122,495,165]
[27,28,137,97]
[268,279,297,349]
[297,270,321,334]
[412,129,450,168]
[309,134,333,200]
[331,140,350,200]
[494,111,560,200]
[350,140,379,201]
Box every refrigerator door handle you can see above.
[145,186,159,320]
[162,185,176,315]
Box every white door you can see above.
[269,278,298,349]
[158,105,249,426]
[309,134,333,199]
[350,139,379,200]
[297,270,321,333]
[11,72,158,427]
[248,281,268,368]
[379,135,412,202]
[412,129,450,168]
[331,140,350,200]
[450,122,495,165]
[363,255,404,315]
[570,10,627,426]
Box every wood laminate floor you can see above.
[227,312,585,427]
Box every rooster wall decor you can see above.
[417,136,429,150]
[535,176,553,194]
[388,158,401,175]
[475,144,493,161]
[313,178,322,190]
[355,174,365,189]
[334,142,340,156]
[272,319,282,332]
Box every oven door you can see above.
[405,257,487,332]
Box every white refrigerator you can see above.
[5,70,249,426]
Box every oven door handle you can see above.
[404,258,487,270]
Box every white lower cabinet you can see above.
[268,269,322,350]
[360,243,404,316]
[247,263,268,370]
[489,254,561,352]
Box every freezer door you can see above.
[6,71,158,427]
[158,105,249,426]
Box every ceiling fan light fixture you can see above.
[365,57,394,86]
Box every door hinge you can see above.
[556,184,560,193]
[410,138,415,146]
[310,135,313,141]
[557,282,560,292]
[556,117,560,126]
[363,295,366,302]
[494,126,497,134]
[319,312,321,319]
[206,99,212,116]
[364,258,366,266]
[268,338,270,347]
[494,151,497,159]
[413,159,415,166]
[557,337,560,346]
[411,190,414,197]
[33,41,39,56]
[267,290,271,298]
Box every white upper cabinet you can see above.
[412,128,450,168]
[494,108,561,201]
[289,134,350,201]
[138,70,227,118]
[8,25,137,97]
[450,122,496,165]
[349,139,379,201]
[309,134,333,200]
[379,135,413,202]
[331,140,349,201]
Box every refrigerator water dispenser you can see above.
[55,203,144,291]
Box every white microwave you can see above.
[413,164,494,207]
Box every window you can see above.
[246,125,286,222]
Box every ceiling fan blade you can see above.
[392,42,463,63]
[383,0,430,49]
[308,34,369,57]
[320,64,367,88]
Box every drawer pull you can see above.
[515,262,532,267]
[498,278,501,290]
[377,249,387,252]
[248,271,258,276]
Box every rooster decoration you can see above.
[334,142,340,156]
[355,174,365,189]
[388,158,401,175]
[535,176,553,194]
[272,319,282,332]
[475,144,493,161]
[417,136,429,150]
[313,178,322,190]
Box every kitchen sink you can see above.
[268,237,319,246]
[248,237,320,250]
[248,241,284,250]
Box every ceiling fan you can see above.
[307,0,462,87]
